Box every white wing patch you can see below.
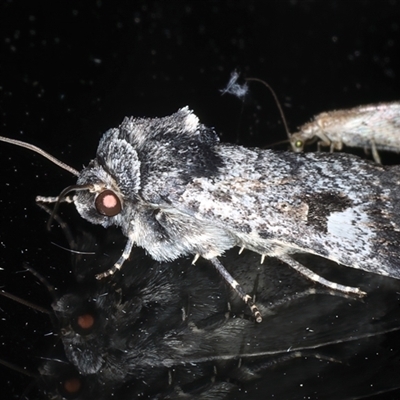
[327,206,375,259]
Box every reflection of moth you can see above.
[2,246,400,398]
[2,107,400,322]
[5,263,400,399]
[290,102,400,164]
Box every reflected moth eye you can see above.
[58,375,83,398]
[95,189,122,216]
[71,311,97,335]
[63,377,81,394]
[77,313,95,330]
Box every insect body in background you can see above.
[290,102,400,164]
[2,107,400,322]
[221,73,400,164]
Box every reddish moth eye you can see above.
[63,377,82,395]
[77,313,95,330]
[71,311,97,335]
[95,189,122,216]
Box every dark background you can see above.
[1,1,400,399]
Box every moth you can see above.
[2,107,400,322]
[289,102,400,163]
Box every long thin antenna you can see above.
[0,136,79,176]
[245,77,292,142]
[0,290,52,315]
[0,359,39,379]
[23,263,58,302]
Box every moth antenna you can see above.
[50,242,96,255]
[0,290,52,315]
[0,135,80,176]
[38,357,70,364]
[23,263,58,302]
[0,359,39,379]
[43,184,94,231]
[245,77,292,142]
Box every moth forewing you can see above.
[290,102,400,163]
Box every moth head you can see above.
[39,179,125,235]
[75,129,140,227]
[52,291,106,375]
[39,360,97,399]
[0,130,141,230]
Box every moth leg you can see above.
[209,257,262,323]
[278,254,366,296]
[95,234,135,279]
[192,254,200,264]
[370,138,382,164]
[36,195,75,204]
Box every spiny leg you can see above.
[278,254,366,296]
[95,234,135,279]
[209,257,262,323]
[36,195,75,204]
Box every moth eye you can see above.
[71,312,96,335]
[58,375,83,399]
[95,189,122,217]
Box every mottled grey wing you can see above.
[171,146,400,279]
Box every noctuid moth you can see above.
[2,107,400,322]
